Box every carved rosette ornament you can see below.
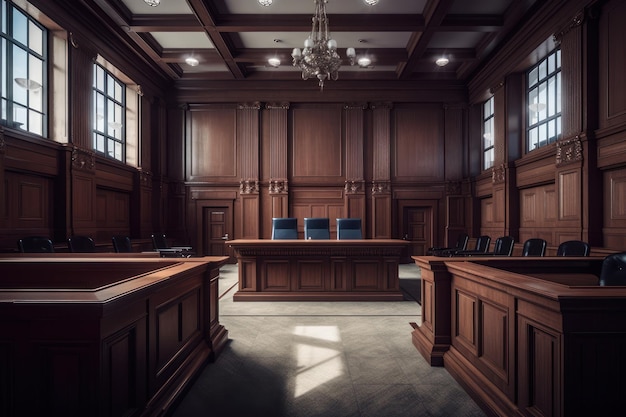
[371,180,391,195]
[445,181,462,195]
[239,178,260,194]
[71,146,95,171]
[344,179,365,194]
[556,136,583,167]
[492,164,506,184]
[269,178,288,194]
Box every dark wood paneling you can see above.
[291,105,343,182]
[188,108,237,181]
[393,105,444,181]
[96,188,130,239]
[599,0,626,130]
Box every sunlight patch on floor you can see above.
[293,325,344,398]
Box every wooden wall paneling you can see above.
[598,0,626,131]
[444,105,466,181]
[393,105,445,181]
[135,170,153,239]
[186,105,237,182]
[189,192,236,256]
[557,12,584,140]
[603,168,626,248]
[236,103,260,239]
[5,170,53,240]
[291,188,345,237]
[291,104,343,183]
[371,102,392,238]
[557,166,582,225]
[262,103,290,238]
[343,103,367,229]
[68,42,96,150]
[446,193,467,246]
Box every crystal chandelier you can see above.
[291,0,355,90]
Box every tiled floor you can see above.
[170,264,486,417]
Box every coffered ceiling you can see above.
[89,0,538,85]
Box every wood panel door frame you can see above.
[397,199,437,259]
[194,199,234,260]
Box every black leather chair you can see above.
[556,240,590,256]
[336,218,362,239]
[599,252,626,286]
[453,235,491,256]
[427,233,469,256]
[271,218,298,239]
[151,233,194,257]
[485,236,515,256]
[112,235,133,253]
[67,235,96,253]
[17,236,54,253]
[304,218,330,240]
[521,238,547,256]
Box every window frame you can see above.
[526,48,561,152]
[92,62,126,162]
[482,96,495,171]
[0,0,48,136]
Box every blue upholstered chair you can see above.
[336,218,362,239]
[304,217,330,240]
[453,235,491,256]
[427,233,469,256]
[272,218,298,239]
[599,252,626,286]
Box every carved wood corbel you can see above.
[71,146,95,171]
[553,10,585,46]
[239,178,260,194]
[556,135,583,167]
[269,178,288,194]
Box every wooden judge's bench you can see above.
[0,256,228,417]
[228,239,409,301]
[412,255,626,417]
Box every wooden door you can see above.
[404,207,432,257]
[202,207,231,258]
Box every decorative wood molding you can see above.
[139,170,152,189]
[69,32,79,49]
[492,164,506,184]
[553,10,584,46]
[71,146,95,171]
[269,178,288,194]
[0,127,5,154]
[446,181,462,195]
[344,179,365,194]
[136,85,144,97]
[265,102,290,110]
[489,81,504,95]
[370,102,393,110]
[239,178,260,194]
[371,180,391,194]
[237,102,261,110]
[556,135,583,167]
[343,102,368,110]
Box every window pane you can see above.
[556,72,561,114]
[28,109,42,135]
[28,21,43,55]
[547,76,556,117]
[528,67,538,88]
[538,59,547,80]
[1,1,6,35]
[529,127,538,150]
[12,8,27,46]
[13,103,26,127]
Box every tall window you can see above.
[483,96,494,170]
[93,63,126,162]
[0,0,47,135]
[527,49,561,151]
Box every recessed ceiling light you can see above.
[259,0,273,6]
[185,57,199,67]
[364,0,379,5]
[268,57,281,67]
[435,57,449,67]
[144,0,160,7]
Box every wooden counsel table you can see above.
[228,239,409,301]
[411,255,626,417]
[0,256,228,417]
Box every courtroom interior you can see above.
[1,0,626,416]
